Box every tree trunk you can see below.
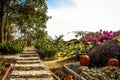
[0,20,4,43]
[0,4,4,43]
[4,14,8,41]
[5,29,8,41]
[0,15,2,43]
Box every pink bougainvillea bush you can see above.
[84,30,120,46]
[82,30,120,67]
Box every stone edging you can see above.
[63,62,86,80]
[49,66,62,80]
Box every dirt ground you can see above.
[43,56,78,69]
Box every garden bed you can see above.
[64,62,120,80]
[49,66,75,80]
[0,64,11,80]
[0,57,14,80]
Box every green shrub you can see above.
[0,41,24,54]
[37,44,57,59]
[34,39,57,59]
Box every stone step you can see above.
[8,49,54,80]
[22,51,37,54]
[11,70,52,78]
[13,63,46,70]
[16,62,41,64]
[16,59,42,63]
[14,63,45,67]
[16,59,40,60]
[9,77,54,80]
[21,53,37,54]
[16,57,40,60]
[20,53,38,55]
[13,66,45,70]
[19,54,39,57]
[17,59,41,63]
[16,62,40,64]
[24,49,37,51]
[16,60,41,64]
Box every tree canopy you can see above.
[0,0,49,44]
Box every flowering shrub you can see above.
[35,29,120,60]
[84,30,120,47]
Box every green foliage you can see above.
[36,39,57,59]
[76,66,120,80]
[0,58,4,69]
[13,0,50,45]
[0,41,24,54]
[0,61,4,69]
[0,0,49,44]
[114,36,120,42]
[35,29,120,61]
[35,35,65,59]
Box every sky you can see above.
[46,0,120,41]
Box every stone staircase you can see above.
[8,49,54,80]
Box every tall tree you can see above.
[0,0,24,42]
[14,0,49,45]
[0,0,49,43]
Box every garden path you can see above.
[7,48,54,80]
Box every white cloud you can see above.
[46,0,120,41]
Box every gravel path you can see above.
[7,49,54,80]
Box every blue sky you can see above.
[19,0,26,4]
[46,0,75,8]
[46,0,120,41]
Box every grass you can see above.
[43,55,78,69]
